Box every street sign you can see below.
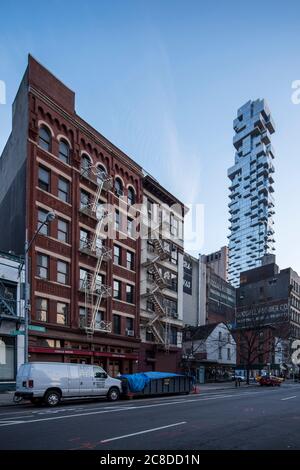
[28,325,46,332]
[10,330,25,335]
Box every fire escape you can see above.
[79,164,113,338]
[143,237,172,351]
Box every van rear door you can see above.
[16,364,31,392]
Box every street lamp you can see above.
[23,211,56,363]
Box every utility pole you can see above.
[22,211,55,363]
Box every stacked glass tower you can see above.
[228,99,275,287]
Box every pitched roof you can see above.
[185,322,224,341]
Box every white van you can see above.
[15,362,122,406]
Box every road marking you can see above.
[281,396,297,401]
[100,422,187,443]
[0,389,291,427]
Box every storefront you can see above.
[28,346,138,377]
[0,335,17,390]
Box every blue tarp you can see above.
[120,372,183,393]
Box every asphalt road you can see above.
[1,384,300,450]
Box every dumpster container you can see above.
[120,372,192,398]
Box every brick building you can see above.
[0,55,144,376]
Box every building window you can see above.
[58,177,70,203]
[227,348,231,360]
[79,268,88,289]
[219,331,222,341]
[57,302,68,325]
[126,251,134,270]
[80,229,89,249]
[164,298,177,317]
[170,213,179,237]
[57,260,69,284]
[147,300,155,311]
[126,317,134,333]
[59,140,70,164]
[170,327,177,345]
[128,187,135,205]
[81,154,91,175]
[80,189,90,210]
[115,210,120,232]
[126,284,134,304]
[37,209,49,236]
[218,347,222,360]
[57,219,69,243]
[95,311,103,330]
[39,126,51,152]
[113,280,121,300]
[127,217,134,237]
[170,245,178,265]
[79,307,87,328]
[38,166,50,192]
[114,178,123,197]
[146,330,154,342]
[114,245,121,265]
[113,314,121,334]
[36,297,48,322]
[36,254,49,279]
[96,164,107,184]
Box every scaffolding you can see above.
[142,235,172,351]
[79,164,113,337]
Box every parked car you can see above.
[259,375,283,387]
[231,374,246,382]
[15,362,122,406]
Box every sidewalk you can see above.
[197,381,258,392]
[0,391,17,407]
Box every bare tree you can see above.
[233,306,291,384]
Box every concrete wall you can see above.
[182,254,199,326]
[0,70,28,255]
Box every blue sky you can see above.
[1,0,300,271]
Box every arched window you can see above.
[96,164,107,184]
[128,187,135,205]
[114,178,123,197]
[59,140,70,164]
[81,154,91,175]
[39,126,51,152]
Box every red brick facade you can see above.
[25,56,143,376]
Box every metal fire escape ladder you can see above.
[145,238,171,350]
[0,280,17,318]
[82,165,113,338]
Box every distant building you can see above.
[0,251,25,390]
[205,246,228,281]
[139,174,185,372]
[182,322,236,383]
[183,253,236,327]
[228,99,276,287]
[235,255,300,376]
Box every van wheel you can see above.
[44,390,61,407]
[107,387,120,401]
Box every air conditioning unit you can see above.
[126,329,134,337]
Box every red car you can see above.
[259,375,282,386]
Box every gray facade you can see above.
[0,71,28,255]
[183,254,200,327]
[228,99,275,287]
[205,246,228,281]
[183,253,235,327]
[237,257,300,340]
